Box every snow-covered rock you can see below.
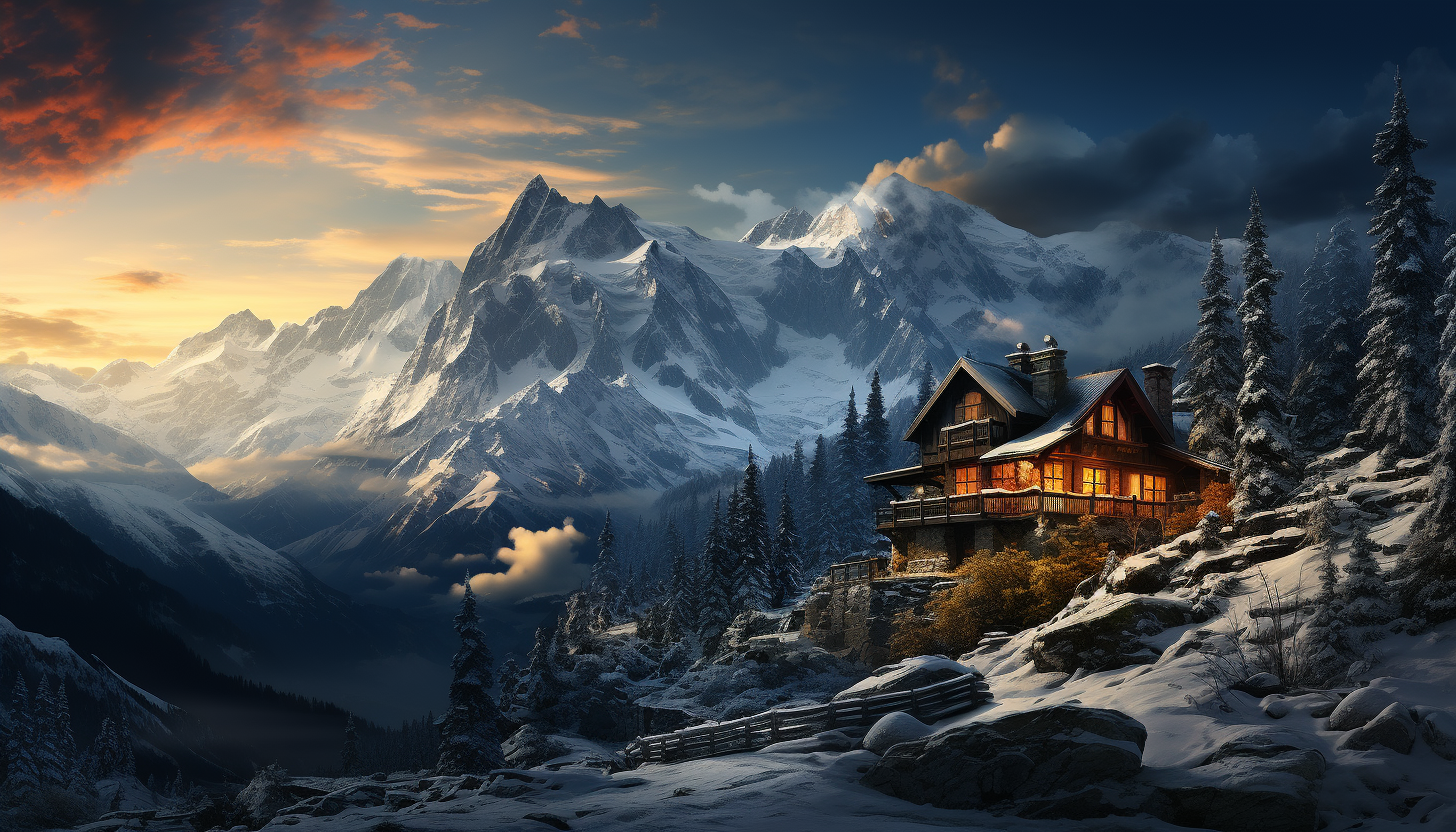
[1420,710,1456,760]
[832,656,978,702]
[1143,731,1326,832]
[861,711,933,756]
[1336,701,1418,753]
[1029,594,1193,673]
[1326,685,1398,731]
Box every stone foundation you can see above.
[801,575,953,668]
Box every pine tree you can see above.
[835,389,868,552]
[559,590,592,653]
[1339,523,1396,627]
[1289,219,1367,455]
[790,439,807,498]
[1356,74,1447,464]
[52,679,77,787]
[863,370,891,475]
[916,359,936,412]
[1396,232,1456,623]
[698,495,736,644]
[1303,528,1348,683]
[805,435,834,572]
[589,513,622,627]
[341,713,360,776]
[497,658,522,712]
[1232,191,1298,517]
[732,449,773,611]
[3,673,39,797]
[1186,230,1242,465]
[523,626,560,710]
[666,520,698,640]
[436,579,505,774]
[33,674,64,786]
[770,484,803,607]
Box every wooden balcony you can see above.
[921,418,1006,465]
[874,489,1196,530]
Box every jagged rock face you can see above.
[740,207,813,246]
[1029,594,1194,674]
[1143,731,1326,832]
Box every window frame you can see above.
[952,464,979,495]
[954,390,986,424]
[1081,466,1109,495]
[990,462,1017,490]
[1044,461,1066,493]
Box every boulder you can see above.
[1259,693,1338,720]
[832,656,977,702]
[1143,732,1325,832]
[861,705,1146,817]
[862,712,933,756]
[1420,710,1456,760]
[504,724,574,769]
[1326,685,1397,731]
[1029,594,1192,674]
[760,729,857,755]
[1231,672,1284,698]
[1337,702,1417,753]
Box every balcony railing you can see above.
[922,418,1007,465]
[874,489,1195,529]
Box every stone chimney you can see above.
[1029,335,1067,407]
[1142,363,1175,433]
[1004,342,1033,374]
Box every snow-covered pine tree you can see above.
[436,578,505,774]
[805,435,833,572]
[1303,525,1348,683]
[522,626,560,711]
[1395,232,1456,623]
[770,484,803,607]
[1186,230,1241,465]
[1232,191,1298,517]
[559,590,592,653]
[589,513,622,628]
[2,673,39,798]
[698,495,736,644]
[52,679,77,787]
[916,359,936,412]
[341,713,360,775]
[666,521,698,641]
[1289,219,1367,455]
[863,370,891,475]
[790,439,806,498]
[733,449,772,612]
[1355,74,1447,464]
[32,674,64,786]
[835,389,867,552]
[496,658,522,712]
[1339,523,1396,628]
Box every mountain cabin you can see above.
[865,337,1231,574]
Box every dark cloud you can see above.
[96,270,181,292]
[871,49,1456,238]
[0,0,385,196]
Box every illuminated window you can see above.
[1116,408,1129,440]
[952,465,978,495]
[1084,415,1095,435]
[1044,461,1066,492]
[991,463,1017,490]
[1082,466,1109,495]
[1099,404,1116,437]
[1132,473,1167,502]
[954,391,985,423]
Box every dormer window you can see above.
[1086,402,1132,440]
[954,391,985,423]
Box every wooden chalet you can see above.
[866,338,1231,574]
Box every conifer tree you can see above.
[1395,233,1456,623]
[732,450,772,611]
[770,484,803,607]
[496,658,522,712]
[916,359,936,412]
[698,495,736,644]
[1339,523,1396,627]
[341,714,360,776]
[436,579,505,774]
[52,679,77,787]
[589,513,622,627]
[863,370,891,475]
[1356,74,1447,463]
[835,389,867,552]
[790,439,807,497]
[1232,191,1298,517]
[805,435,834,572]
[523,626,560,710]
[1186,230,1241,465]
[1289,218,1367,455]
[33,674,63,786]
[666,521,698,640]
[1303,526,1348,682]
[3,673,39,797]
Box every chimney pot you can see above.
[1005,342,1034,374]
[1028,336,1068,406]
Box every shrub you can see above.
[1165,481,1234,539]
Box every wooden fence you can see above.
[623,672,992,767]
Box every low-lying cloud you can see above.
[455,521,589,604]
[96,270,182,292]
[187,439,400,490]
[690,182,788,240]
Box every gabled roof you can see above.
[980,368,1176,461]
[901,357,1048,441]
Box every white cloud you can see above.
[455,520,590,603]
[689,182,787,240]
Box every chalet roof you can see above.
[864,465,930,487]
[980,369,1179,461]
[1154,444,1234,473]
[901,357,1048,441]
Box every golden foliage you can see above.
[888,538,1107,661]
[1164,481,1235,539]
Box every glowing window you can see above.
[1132,473,1167,502]
[1044,461,1066,492]
[952,465,978,495]
[991,463,1017,490]
[1082,466,1109,495]
[1099,404,1116,437]
[955,391,985,423]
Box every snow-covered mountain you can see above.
[0,383,436,673]
[0,256,460,464]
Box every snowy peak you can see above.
[463,178,645,285]
[740,207,814,246]
[164,309,276,368]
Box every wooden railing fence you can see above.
[623,672,992,767]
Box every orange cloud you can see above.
[0,0,387,197]
[96,269,182,291]
[539,10,599,39]
[0,308,113,354]
[385,12,440,30]
[415,96,640,138]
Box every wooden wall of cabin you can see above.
[911,371,1012,458]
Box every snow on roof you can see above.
[902,357,1047,441]
[981,370,1122,461]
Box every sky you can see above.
[2,0,1455,373]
